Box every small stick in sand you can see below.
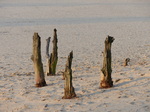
[124,58,130,66]
[31,33,47,87]
[48,29,58,76]
[100,35,114,88]
[62,51,76,99]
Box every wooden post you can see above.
[31,33,47,87]
[46,37,51,76]
[62,51,76,99]
[100,35,114,88]
[49,29,58,76]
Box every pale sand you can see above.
[0,0,150,112]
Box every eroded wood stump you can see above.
[45,37,51,76]
[31,33,47,87]
[48,29,58,76]
[62,51,76,99]
[100,35,114,88]
[124,58,130,66]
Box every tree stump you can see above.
[48,29,58,76]
[100,35,115,88]
[31,33,47,87]
[45,37,51,76]
[124,58,130,66]
[62,51,76,99]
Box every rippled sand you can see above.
[0,0,150,112]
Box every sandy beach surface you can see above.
[0,0,150,112]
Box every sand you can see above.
[0,0,150,112]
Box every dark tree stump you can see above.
[124,58,130,66]
[45,37,51,76]
[48,29,58,76]
[31,33,47,87]
[62,51,76,99]
[100,35,115,88]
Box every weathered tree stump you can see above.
[31,33,47,87]
[124,58,130,66]
[48,29,58,76]
[45,37,51,76]
[100,35,115,88]
[62,51,76,99]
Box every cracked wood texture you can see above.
[48,29,58,76]
[62,51,76,99]
[100,35,114,88]
[32,33,47,87]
